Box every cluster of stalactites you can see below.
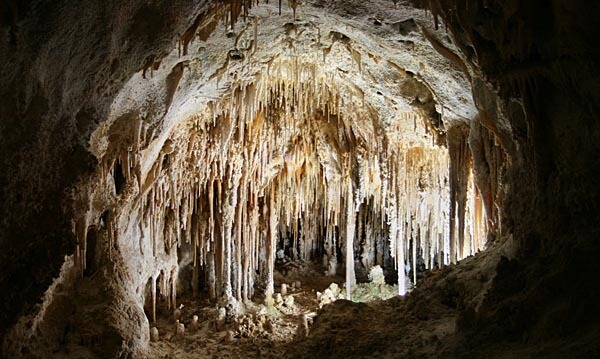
[80,58,488,308]
[389,147,486,295]
[387,146,449,295]
[109,58,382,305]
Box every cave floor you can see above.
[146,258,462,359]
[145,243,600,359]
[148,261,345,358]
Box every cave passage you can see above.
[121,53,488,356]
[70,1,496,352]
[5,0,556,358]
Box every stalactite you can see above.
[179,13,203,57]
[345,174,356,299]
[288,0,298,22]
[222,190,235,299]
[192,262,199,298]
[412,229,417,285]
[151,275,157,323]
[74,217,88,276]
[171,267,178,311]
[448,125,471,263]
[234,184,244,301]
[265,185,277,304]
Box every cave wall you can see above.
[411,0,600,345]
[0,0,207,342]
[416,0,600,247]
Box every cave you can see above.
[1,0,599,358]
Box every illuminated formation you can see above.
[82,52,487,314]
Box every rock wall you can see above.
[411,0,600,348]
[0,0,206,349]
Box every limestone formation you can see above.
[0,0,597,358]
[175,320,185,338]
[296,314,309,339]
[215,307,227,332]
[368,265,385,286]
[150,327,160,342]
[189,315,199,332]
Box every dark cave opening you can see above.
[113,161,126,196]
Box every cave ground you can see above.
[146,243,600,359]
[148,261,345,358]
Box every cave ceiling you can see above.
[93,0,476,164]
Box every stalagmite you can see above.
[150,327,159,342]
[296,314,309,339]
[175,320,185,337]
[190,315,199,332]
[274,293,283,307]
[152,276,157,323]
[216,308,227,332]
[174,306,182,321]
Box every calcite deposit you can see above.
[0,0,598,358]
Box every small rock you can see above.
[368,265,385,285]
[276,249,285,260]
[281,283,288,296]
[150,327,159,342]
[296,314,308,339]
[329,282,340,296]
[264,319,274,333]
[224,330,235,343]
[257,304,269,316]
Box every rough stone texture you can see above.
[408,0,600,352]
[0,0,207,354]
[0,0,599,358]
